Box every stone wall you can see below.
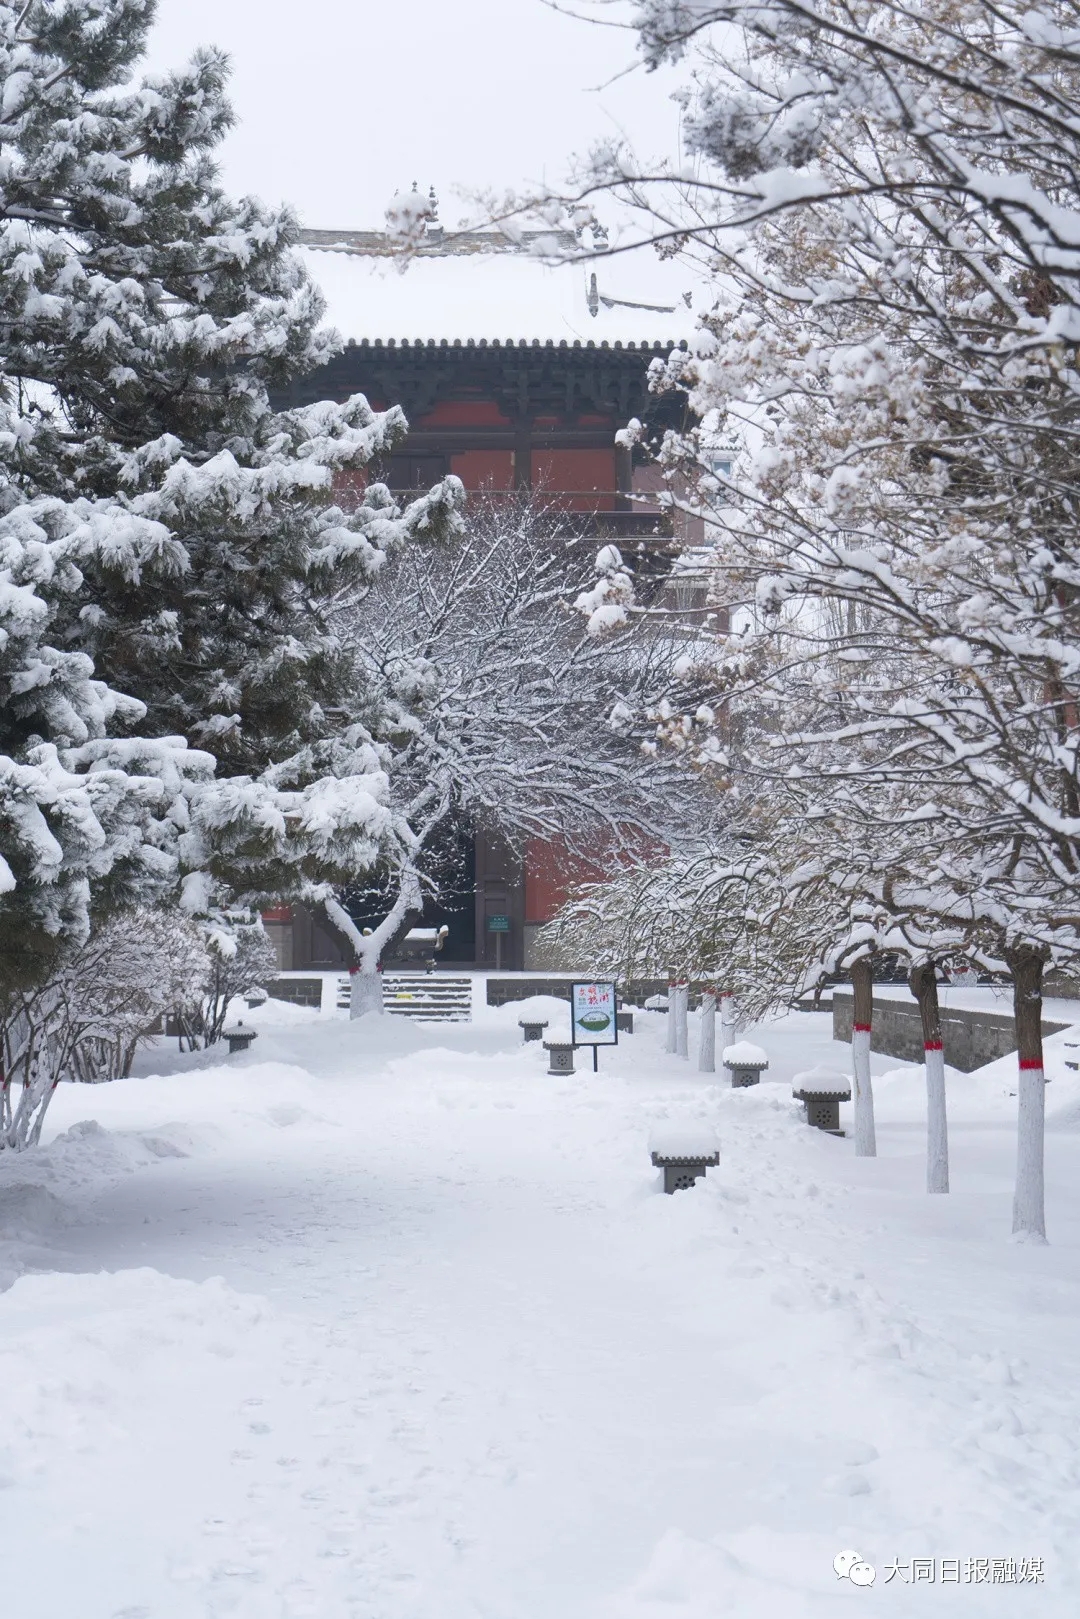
[832,990,1068,1073]
[266,977,324,1008]
[486,977,717,1007]
[486,977,580,1006]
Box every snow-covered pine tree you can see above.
[0,2,468,1134]
[0,486,216,986]
[0,0,463,930]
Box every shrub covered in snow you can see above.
[1,909,210,1150]
[174,918,279,1050]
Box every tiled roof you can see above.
[343,336,682,351]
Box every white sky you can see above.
[296,244,700,343]
[143,0,683,232]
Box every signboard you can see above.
[487,914,510,933]
[571,981,618,1046]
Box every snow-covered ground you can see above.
[2,990,1078,1617]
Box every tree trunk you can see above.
[321,877,420,1020]
[1,1005,65,1152]
[1006,943,1048,1243]
[719,990,736,1048]
[849,955,877,1158]
[349,965,383,1018]
[909,961,949,1194]
[665,970,678,1054]
[671,982,687,1058]
[698,989,716,1072]
[7,1061,58,1150]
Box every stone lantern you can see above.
[722,1040,769,1088]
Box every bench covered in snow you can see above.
[394,925,449,969]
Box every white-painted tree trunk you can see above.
[925,1042,949,1194]
[851,1027,877,1157]
[1012,1062,1047,1242]
[321,872,422,1019]
[910,962,949,1195]
[698,990,716,1072]
[665,976,678,1054]
[849,955,877,1158]
[1008,944,1048,1243]
[349,968,383,1019]
[719,991,736,1047]
[674,982,689,1059]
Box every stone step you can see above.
[384,994,473,1005]
[382,1008,470,1021]
[335,975,473,1021]
[385,982,472,991]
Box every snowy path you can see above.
[1,1000,1079,1617]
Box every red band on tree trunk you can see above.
[1018,1059,1044,1071]
[853,1023,871,1033]
[924,1040,943,1052]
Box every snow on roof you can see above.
[649,1122,720,1158]
[792,1067,851,1096]
[722,1041,769,1067]
[300,237,703,348]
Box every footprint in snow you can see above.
[838,1439,879,1465]
[825,1472,873,1496]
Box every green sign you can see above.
[487,914,510,932]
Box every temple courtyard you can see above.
[1,990,1077,1617]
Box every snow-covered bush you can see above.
[175,919,278,1050]
[1,909,210,1150]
